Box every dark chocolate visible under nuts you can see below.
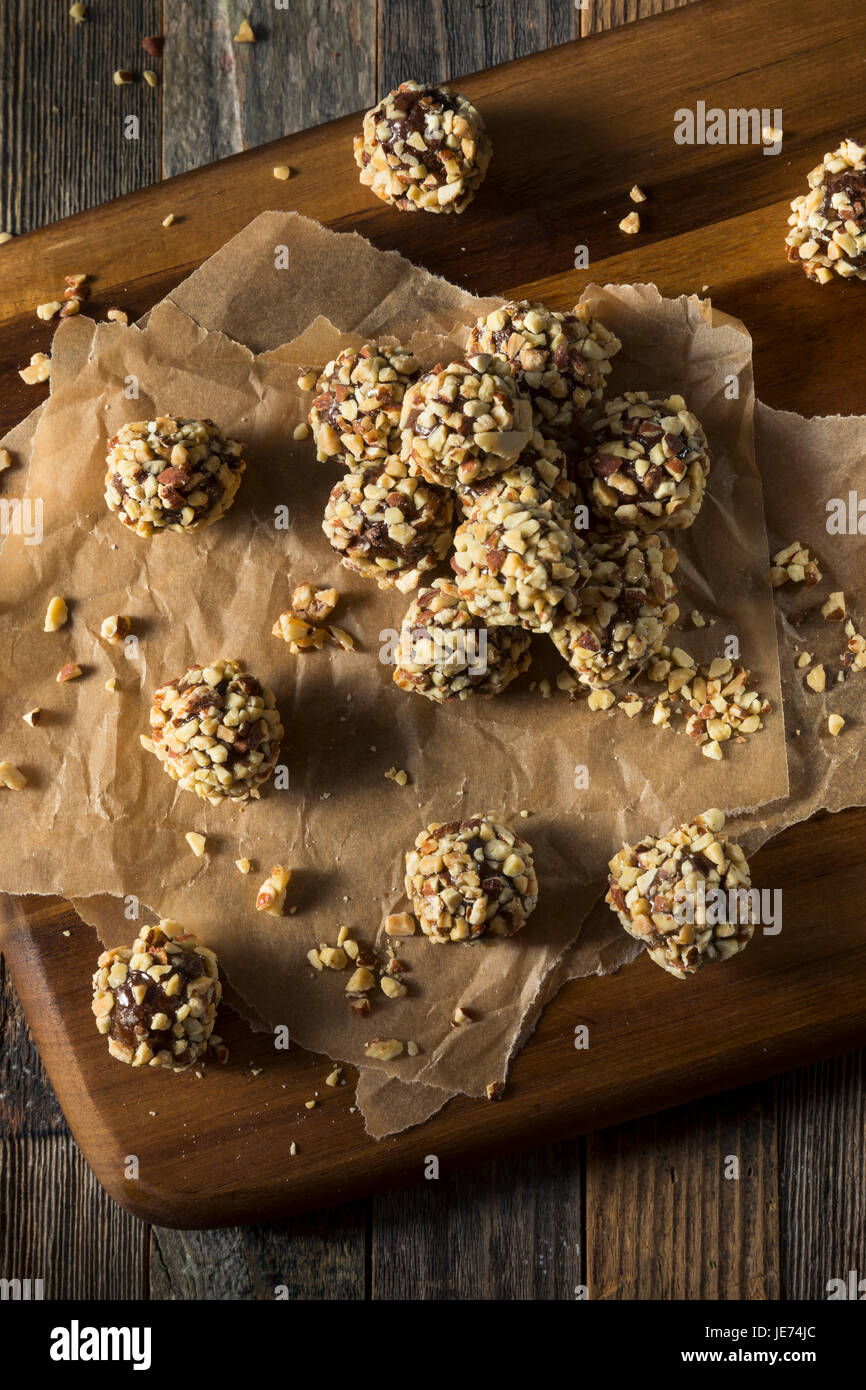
[308,343,420,466]
[405,814,538,943]
[104,416,245,537]
[353,80,492,214]
[393,577,532,702]
[92,919,221,1069]
[322,456,454,590]
[147,657,283,805]
[582,392,711,532]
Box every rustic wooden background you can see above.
[0,0,862,1300]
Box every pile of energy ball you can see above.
[308,301,705,705]
[89,82,757,1074]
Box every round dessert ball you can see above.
[467,300,621,436]
[606,808,755,979]
[353,80,492,214]
[104,416,245,537]
[455,433,580,518]
[582,392,711,532]
[785,136,866,283]
[551,528,679,690]
[92,920,221,1069]
[451,498,588,632]
[400,357,533,489]
[322,456,454,591]
[405,815,538,942]
[307,342,420,466]
[147,658,284,805]
[393,578,532,702]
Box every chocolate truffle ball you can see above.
[405,815,538,942]
[147,658,283,805]
[785,137,866,283]
[451,498,588,632]
[551,528,679,690]
[582,392,711,532]
[606,808,755,979]
[307,343,420,466]
[400,357,533,489]
[322,456,454,590]
[393,578,532,702]
[354,81,492,214]
[467,300,621,436]
[455,433,580,518]
[104,416,245,537]
[92,920,221,1069]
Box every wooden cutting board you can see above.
[2,0,865,1227]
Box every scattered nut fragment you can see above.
[256,865,291,916]
[325,1068,342,1087]
[629,185,647,203]
[304,1099,317,1110]
[19,352,51,385]
[452,1006,472,1025]
[143,70,159,89]
[346,966,375,994]
[0,447,12,474]
[57,662,82,684]
[619,210,641,234]
[233,18,255,41]
[0,232,13,245]
[44,595,69,632]
[289,1141,298,1156]
[100,614,132,645]
[106,307,129,325]
[486,1081,504,1102]
[762,124,783,145]
[406,1041,419,1057]
[364,1038,404,1062]
[292,422,309,441]
[185,831,207,858]
[235,857,252,874]
[797,651,812,668]
[384,766,409,786]
[105,677,118,692]
[297,370,318,391]
[162,213,175,228]
[0,761,27,790]
[69,3,87,21]
[36,300,62,322]
[821,591,846,621]
[23,709,41,727]
[806,663,826,693]
[141,35,164,57]
[384,912,416,937]
[320,946,348,970]
[273,166,292,181]
[113,70,135,85]
[350,997,371,1017]
[380,975,407,999]
[272,611,326,652]
[771,541,822,587]
[307,948,323,971]
[828,713,846,736]
[290,583,339,623]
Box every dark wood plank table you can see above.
[0,0,863,1300]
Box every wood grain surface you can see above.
[0,0,864,1300]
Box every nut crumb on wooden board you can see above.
[1,210,863,1139]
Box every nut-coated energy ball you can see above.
[104,417,245,537]
[405,815,538,942]
[393,578,532,702]
[582,392,711,532]
[354,81,492,214]
[467,300,621,436]
[322,457,454,590]
[308,343,420,466]
[785,137,866,283]
[551,528,679,689]
[92,920,221,1069]
[451,499,588,632]
[147,658,283,805]
[400,357,533,489]
[606,808,755,979]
